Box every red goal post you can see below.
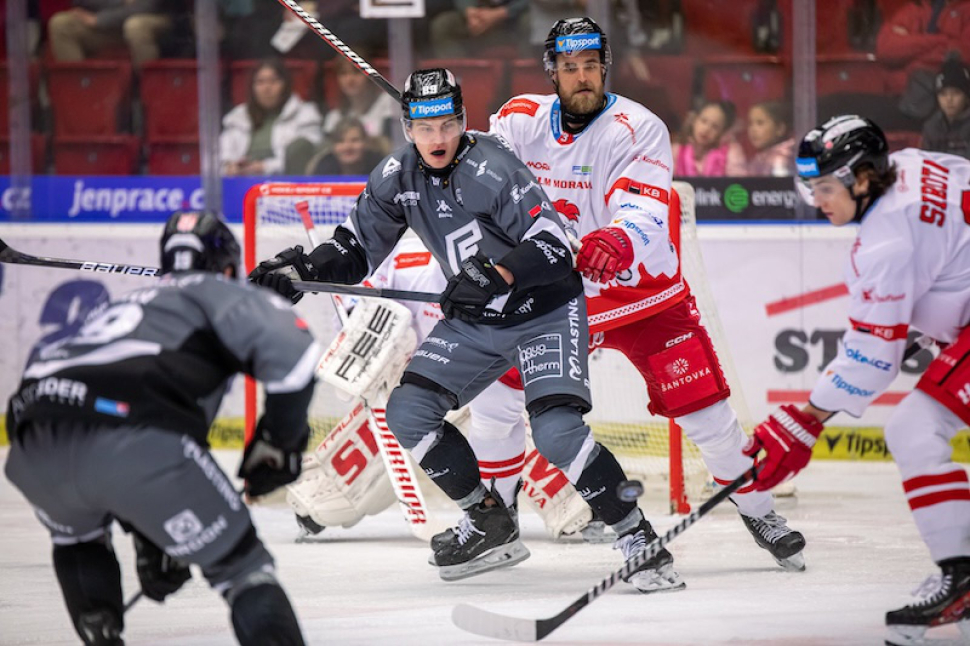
[243,181,728,514]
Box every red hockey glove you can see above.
[575,227,634,283]
[742,405,824,491]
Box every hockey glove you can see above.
[576,227,634,283]
[439,252,511,322]
[742,405,824,491]
[238,420,305,499]
[132,531,191,603]
[248,246,315,305]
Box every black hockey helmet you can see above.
[543,17,612,76]
[160,211,240,277]
[401,68,464,121]
[796,115,889,187]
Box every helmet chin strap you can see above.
[848,185,874,223]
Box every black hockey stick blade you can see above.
[452,465,758,642]
[290,280,439,303]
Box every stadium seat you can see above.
[146,137,199,175]
[615,55,697,133]
[884,130,922,152]
[141,60,200,140]
[682,0,765,56]
[230,59,318,106]
[418,59,506,131]
[322,58,392,112]
[701,55,788,121]
[0,61,41,133]
[817,54,887,97]
[0,134,48,174]
[47,61,132,136]
[53,135,140,175]
[508,59,553,98]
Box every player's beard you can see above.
[561,83,604,117]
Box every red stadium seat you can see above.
[322,58,392,112]
[682,0,765,55]
[702,55,788,122]
[817,54,887,97]
[53,135,140,175]
[146,137,200,175]
[417,59,506,131]
[615,55,698,132]
[508,59,553,98]
[141,60,200,140]
[0,134,48,174]
[230,59,318,106]
[47,61,132,136]
[0,61,41,133]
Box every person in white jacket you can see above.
[220,58,323,176]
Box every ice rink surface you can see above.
[2,449,968,646]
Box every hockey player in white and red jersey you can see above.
[740,115,970,645]
[286,236,595,547]
[488,17,808,580]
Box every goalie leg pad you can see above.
[285,402,395,529]
[520,429,593,539]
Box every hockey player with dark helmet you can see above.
[543,17,612,133]
[794,114,896,224]
[400,68,467,171]
[160,210,241,276]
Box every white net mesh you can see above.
[245,182,750,513]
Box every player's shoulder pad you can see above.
[493,94,551,121]
[365,145,418,201]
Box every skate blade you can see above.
[579,523,617,544]
[629,563,687,595]
[885,620,970,645]
[438,541,531,581]
[775,551,806,572]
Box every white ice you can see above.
[2,449,968,646]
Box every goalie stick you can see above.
[452,336,934,642]
[296,201,439,541]
[0,236,439,302]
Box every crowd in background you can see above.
[2,0,970,177]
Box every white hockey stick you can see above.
[296,201,438,541]
[452,337,934,641]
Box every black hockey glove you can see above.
[439,252,511,321]
[237,420,305,499]
[132,531,191,603]
[248,246,315,305]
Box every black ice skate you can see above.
[431,494,530,581]
[615,520,685,594]
[885,560,970,646]
[429,492,520,563]
[740,511,806,571]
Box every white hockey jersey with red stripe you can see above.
[809,148,970,416]
[489,93,685,334]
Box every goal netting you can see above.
[243,181,754,514]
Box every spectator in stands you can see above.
[672,100,746,177]
[220,58,323,177]
[323,51,397,146]
[743,100,795,176]
[876,0,970,97]
[307,117,386,176]
[430,0,530,58]
[47,0,177,68]
[921,58,970,157]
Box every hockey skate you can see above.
[740,511,807,571]
[615,520,685,594]
[294,514,325,540]
[885,560,970,646]
[429,495,520,563]
[431,495,530,581]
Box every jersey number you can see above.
[444,221,483,275]
[74,303,144,344]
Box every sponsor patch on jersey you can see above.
[572,165,592,175]
[408,97,455,118]
[849,318,908,341]
[529,204,543,218]
[796,157,820,177]
[827,371,876,398]
[519,334,564,385]
[94,397,130,417]
[394,251,432,269]
[555,34,602,53]
[499,99,539,119]
[607,178,669,205]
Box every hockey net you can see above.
[243,181,753,514]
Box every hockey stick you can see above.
[296,202,438,541]
[124,591,143,614]
[0,235,438,302]
[274,0,402,104]
[453,337,934,642]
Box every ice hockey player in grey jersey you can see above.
[250,68,681,589]
[5,212,319,646]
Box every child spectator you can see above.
[308,117,386,176]
[323,52,397,147]
[921,58,970,158]
[672,100,746,176]
[220,58,323,176]
[744,101,795,176]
